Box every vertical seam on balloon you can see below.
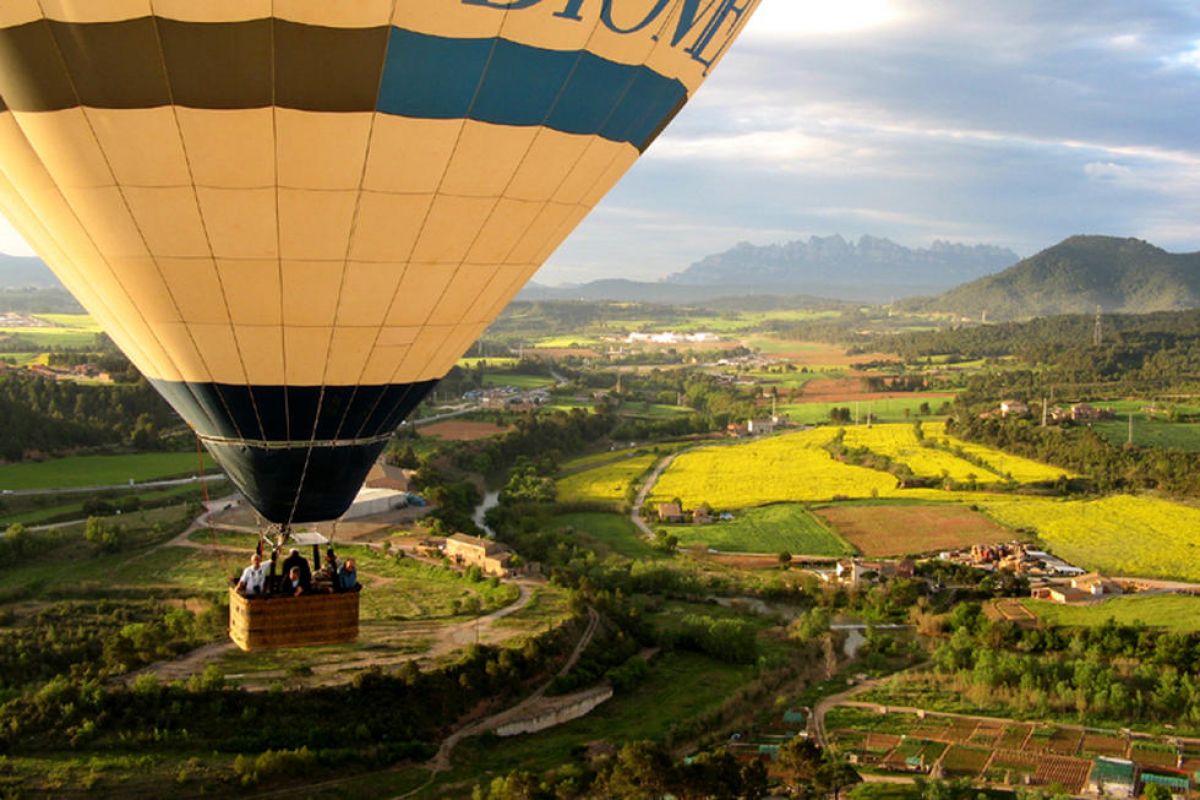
[386,7,614,396]
[346,21,510,440]
[448,13,658,343]
[0,120,156,377]
[403,12,614,381]
[325,0,402,445]
[409,13,610,378]
[148,1,269,444]
[25,5,236,440]
[269,3,291,444]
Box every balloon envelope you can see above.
[0,0,759,522]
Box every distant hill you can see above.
[0,254,58,288]
[907,236,1200,320]
[662,235,1018,299]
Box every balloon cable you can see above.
[194,434,228,575]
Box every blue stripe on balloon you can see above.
[377,29,687,150]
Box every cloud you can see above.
[539,1,1200,282]
[0,217,35,257]
[1084,162,1134,180]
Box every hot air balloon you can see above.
[0,0,761,529]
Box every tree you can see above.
[778,551,793,569]
[84,516,120,552]
[1143,784,1172,800]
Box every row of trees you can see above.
[0,373,180,460]
[952,413,1200,497]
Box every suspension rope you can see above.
[195,434,228,575]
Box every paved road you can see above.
[629,450,688,539]
[404,404,480,427]
[2,473,224,498]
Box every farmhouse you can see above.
[1031,585,1094,605]
[999,399,1029,418]
[657,502,685,523]
[692,503,713,524]
[1071,572,1123,597]
[747,418,775,436]
[1071,402,1114,422]
[445,533,514,577]
[364,462,413,493]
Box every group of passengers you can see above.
[235,546,359,598]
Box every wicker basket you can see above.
[228,587,359,651]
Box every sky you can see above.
[1,1,1197,286]
[543,0,1200,284]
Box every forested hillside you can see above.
[909,236,1200,319]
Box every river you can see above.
[473,490,501,537]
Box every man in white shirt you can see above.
[236,552,268,596]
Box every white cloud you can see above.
[1084,161,1134,180]
[743,0,909,39]
[0,216,35,257]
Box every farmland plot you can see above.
[650,429,899,509]
[817,503,1019,556]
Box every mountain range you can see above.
[524,235,1019,303]
[0,254,59,288]
[908,236,1200,320]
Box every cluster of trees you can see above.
[660,614,759,665]
[0,616,579,756]
[0,601,219,693]
[0,374,179,459]
[931,603,1200,726]
[451,409,616,477]
[472,740,772,799]
[952,414,1200,497]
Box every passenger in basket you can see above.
[336,558,359,592]
[235,552,268,597]
[312,548,338,593]
[281,548,311,589]
[282,566,307,597]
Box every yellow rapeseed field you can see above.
[842,424,992,482]
[977,494,1200,582]
[556,453,658,506]
[649,429,899,508]
[924,421,1067,483]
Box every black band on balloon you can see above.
[0,19,688,151]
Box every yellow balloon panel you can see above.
[0,0,761,523]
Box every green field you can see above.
[0,452,216,490]
[556,452,657,506]
[667,503,853,555]
[456,357,518,369]
[619,401,696,420]
[553,512,664,561]
[1092,420,1200,451]
[0,314,103,348]
[778,396,954,424]
[480,372,557,389]
[1024,594,1200,633]
[0,480,226,527]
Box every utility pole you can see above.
[854,401,859,425]
[1093,305,1103,347]
[1041,396,1048,427]
[1128,412,1134,446]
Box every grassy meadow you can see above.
[0,452,215,491]
[1024,594,1200,633]
[667,503,852,555]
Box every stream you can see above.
[473,490,501,537]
